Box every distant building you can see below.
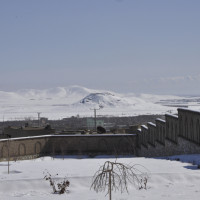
[86,118,104,130]
[2,124,55,138]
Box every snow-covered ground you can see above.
[1,85,200,121]
[1,155,200,200]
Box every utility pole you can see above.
[2,114,4,135]
[2,114,9,174]
[91,108,100,132]
[7,138,9,174]
[37,112,41,127]
[6,134,11,174]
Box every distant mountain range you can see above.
[0,85,199,121]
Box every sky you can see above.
[0,0,200,95]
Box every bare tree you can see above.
[91,160,149,200]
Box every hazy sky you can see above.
[0,0,200,95]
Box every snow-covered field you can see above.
[1,155,200,200]
[1,85,200,121]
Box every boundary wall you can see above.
[1,108,200,160]
[0,134,136,160]
[137,108,200,157]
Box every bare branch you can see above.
[91,160,149,200]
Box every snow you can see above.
[156,118,166,123]
[1,85,200,121]
[0,134,135,142]
[147,122,156,127]
[141,125,148,129]
[165,114,178,118]
[1,155,200,199]
[178,108,200,115]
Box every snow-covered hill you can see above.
[0,85,200,120]
[78,92,134,108]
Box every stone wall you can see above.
[2,108,200,160]
[137,108,200,157]
[0,134,136,160]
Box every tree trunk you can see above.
[109,171,111,200]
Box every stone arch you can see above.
[163,127,165,143]
[1,145,8,158]
[53,141,61,155]
[150,129,153,144]
[147,129,150,143]
[160,126,163,141]
[161,127,164,143]
[190,118,194,141]
[118,138,133,155]
[179,115,183,136]
[151,128,155,145]
[60,141,68,155]
[145,130,148,145]
[158,126,162,142]
[185,117,188,138]
[78,139,88,154]
[98,139,108,152]
[138,132,141,147]
[141,132,144,145]
[171,122,174,141]
[149,129,151,143]
[143,131,146,145]
[153,128,155,144]
[175,124,178,142]
[197,119,200,144]
[166,122,170,138]
[143,130,147,146]
[35,142,42,154]
[51,143,55,156]
[18,143,26,156]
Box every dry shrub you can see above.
[43,170,70,194]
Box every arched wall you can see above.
[1,145,8,158]
[18,143,26,156]
[98,139,108,152]
[35,142,42,154]
[0,134,136,160]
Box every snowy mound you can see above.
[79,92,132,108]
